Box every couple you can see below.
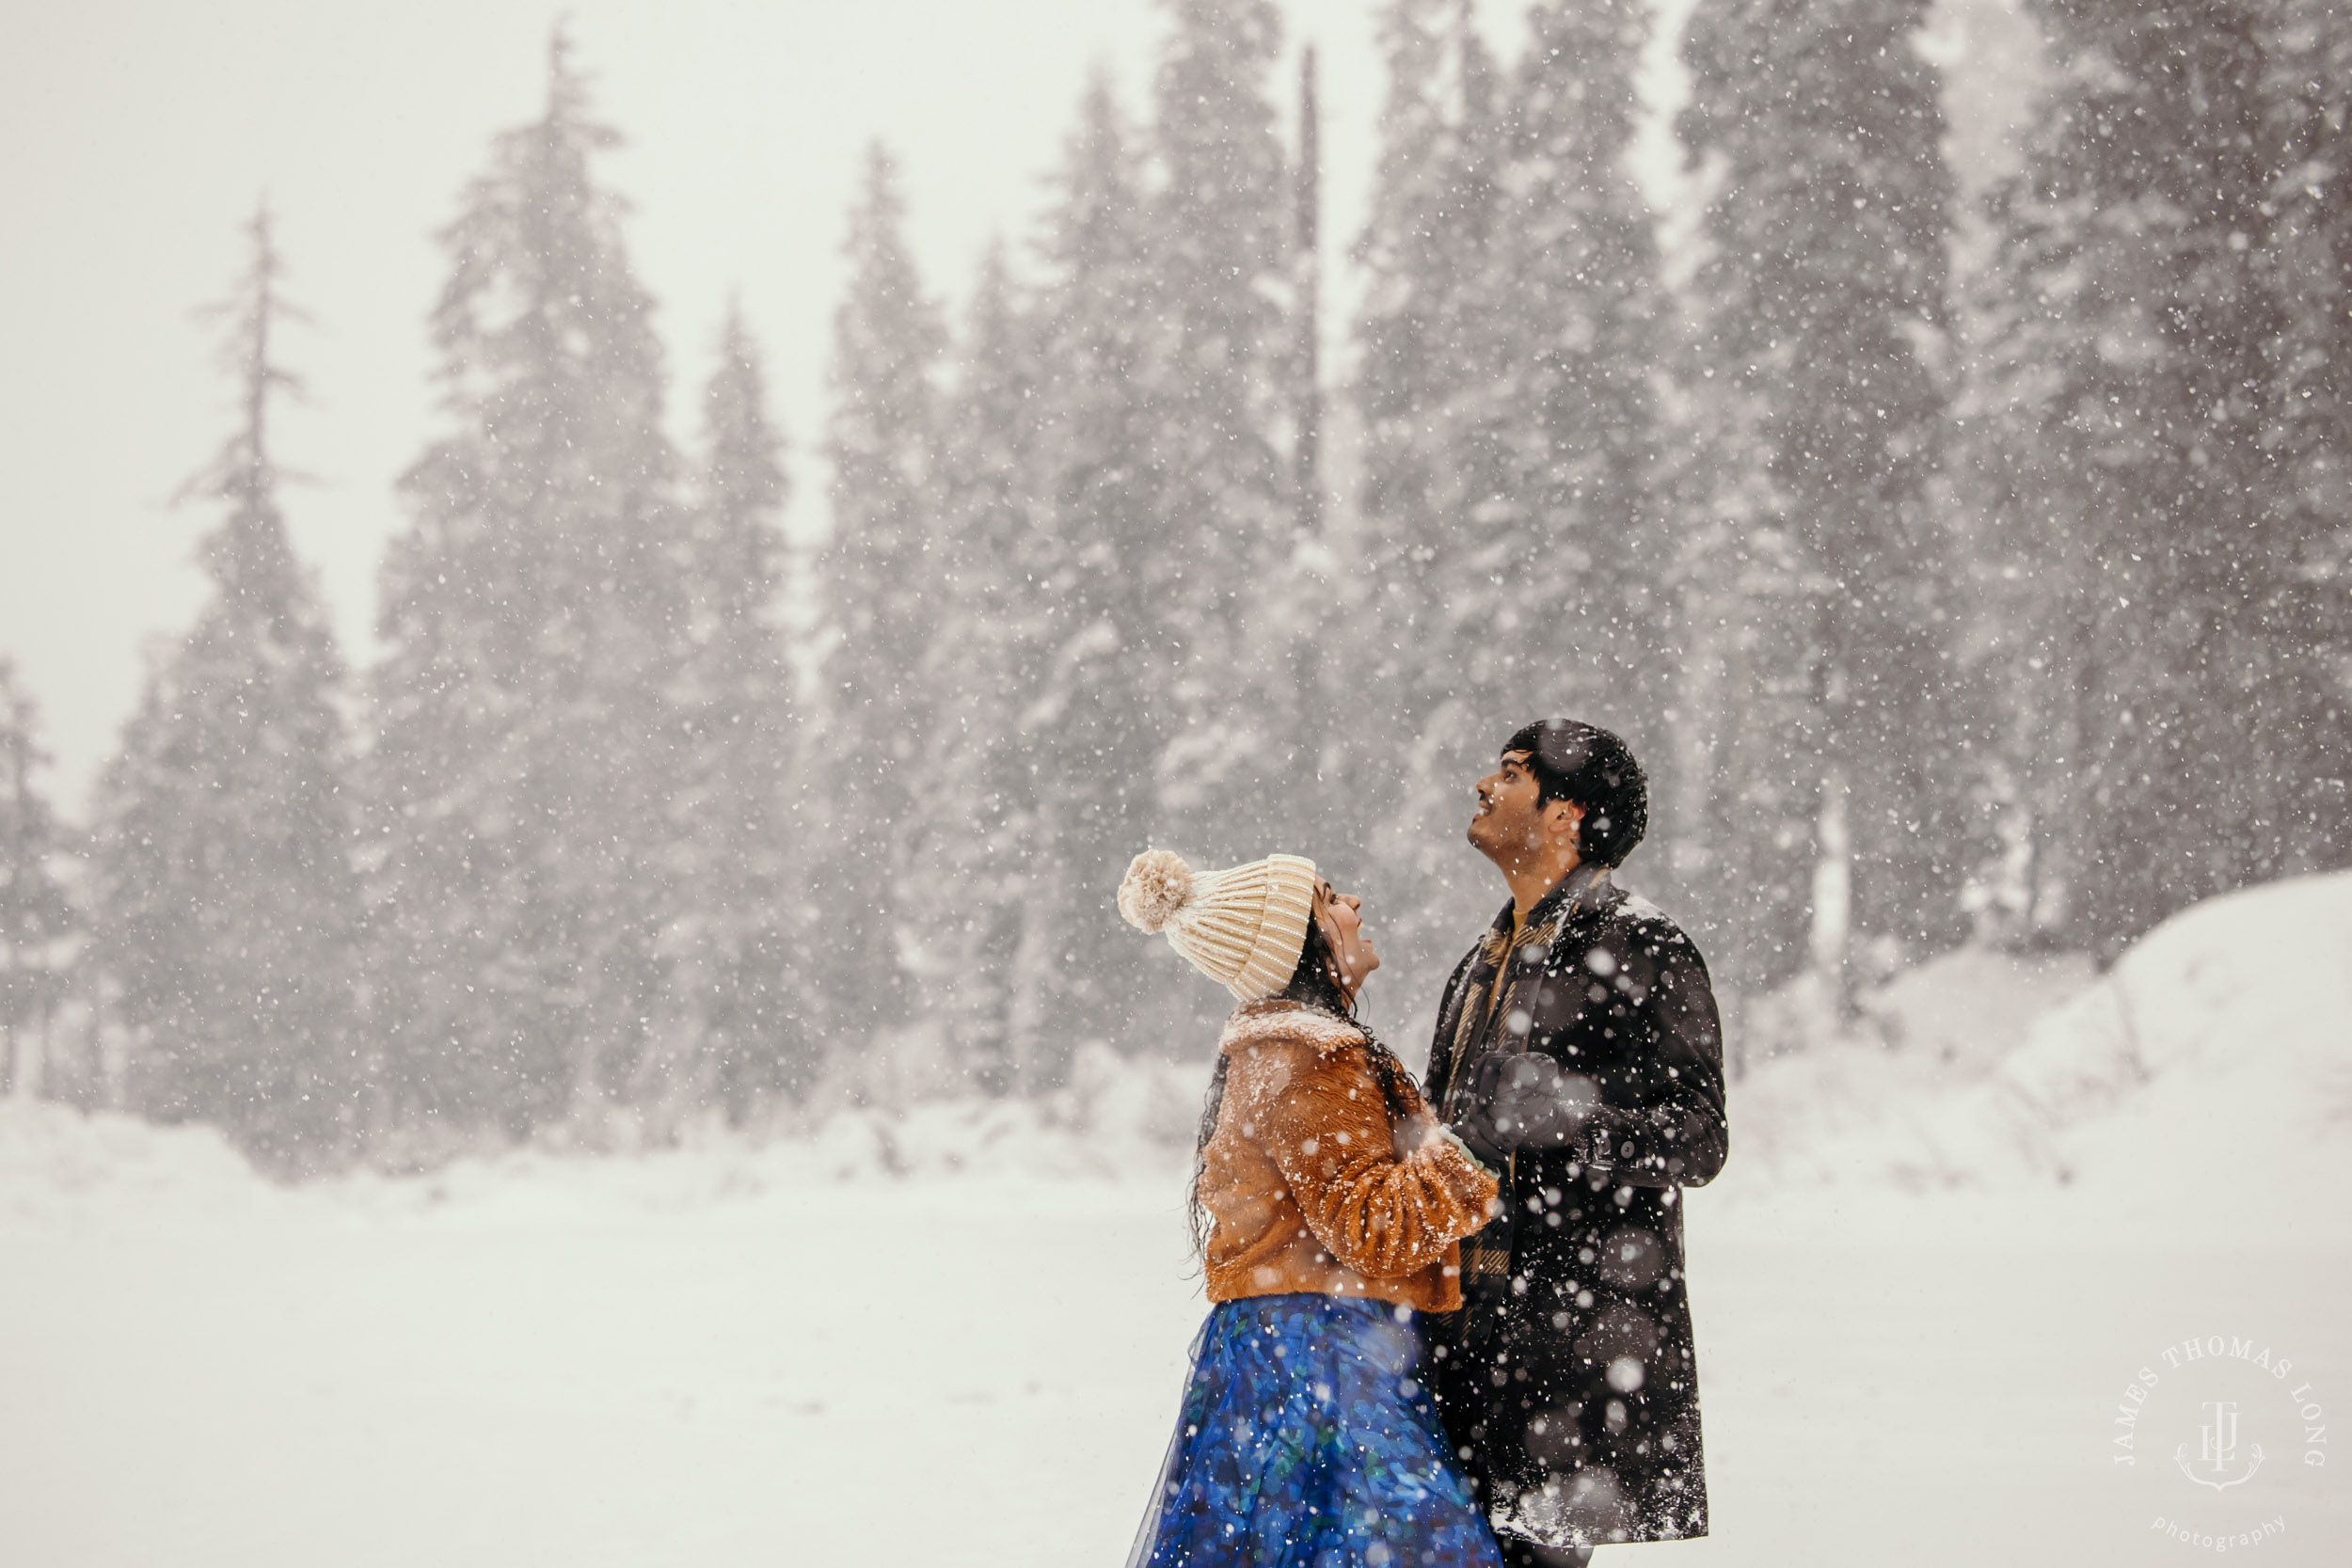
[1119,720,1729,1568]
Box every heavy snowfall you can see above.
[1,0,2345,1563]
[6,872,2347,1563]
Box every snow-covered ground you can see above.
[4,873,2348,1565]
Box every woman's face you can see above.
[1316,879,1380,995]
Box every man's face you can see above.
[1469,751,1547,860]
[1469,751,1581,872]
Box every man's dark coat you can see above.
[1423,868,1729,1549]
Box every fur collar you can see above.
[1218,998,1366,1056]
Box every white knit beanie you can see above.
[1117,848,1320,1002]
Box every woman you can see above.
[1118,848,1503,1568]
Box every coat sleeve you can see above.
[1571,929,1729,1190]
[1262,1042,1502,1282]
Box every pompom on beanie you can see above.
[1118,848,1319,1002]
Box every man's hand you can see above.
[1451,1053,1600,1166]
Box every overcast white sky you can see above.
[4,0,2034,817]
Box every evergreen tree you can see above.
[2272,0,2352,523]
[1679,0,1973,1000]
[672,305,806,1117]
[89,205,362,1167]
[1355,0,1683,1008]
[1969,0,2344,956]
[1356,0,1498,692]
[1352,0,1527,983]
[1138,0,1298,847]
[0,661,75,1101]
[2261,0,2352,895]
[1952,10,2110,946]
[914,246,1040,1092]
[805,143,948,1089]
[1649,327,1816,1001]
[1489,0,1671,744]
[368,37,689,1138]
[1015,75,1170,1072]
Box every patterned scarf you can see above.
[1437,863,1613,1338]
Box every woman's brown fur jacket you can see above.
[1200,999,1500,1311]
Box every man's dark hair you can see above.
[1502,719,1648,868]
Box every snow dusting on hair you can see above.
[1118,848,1194,934]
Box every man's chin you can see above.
[1465,825,1520,870]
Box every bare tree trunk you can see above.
[1811,763,1853,1025]
[1669,585,1724,898]
[1672,593,1740,1077]
[10,1017,39,1101]
[1294,43,1321,540]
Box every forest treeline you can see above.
[0,0,2344,1170]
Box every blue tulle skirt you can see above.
[1128,1293,1502,1568]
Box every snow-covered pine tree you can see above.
[1354,0,1683,1009]
[1483,0,1671,747]
[1679,0,1974,1001]
[1137,0,1298,850]
[1650,308,1820,1010]
[1970,0,2344,956]
[0,661,76,1101]
[1016,74,1171,1069]
[88,205,362,1168]
[367,37,689,1140]
[1666,0,1831,997]
[2262,0,2352,894]
[2271,0,2352,523]
[804,143,948,1091]
[1356,0,1502,716]
[1352,0,1537,992]
[914,245,1040,1094]
[671,305,806,1119]
[1951,10,2108,948]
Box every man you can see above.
[1423,720,1729,1565]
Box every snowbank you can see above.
[1709,867,2352,1243]
[0,1037,1199,1226]
[1724,944,2096,1187]
[1992,868,2352,1225]
[342,1042,1200,1222]
[0,1098,270,1222]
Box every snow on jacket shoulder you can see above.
[1200,999,1500,1311]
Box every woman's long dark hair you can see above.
[1187,910,1426,1258]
